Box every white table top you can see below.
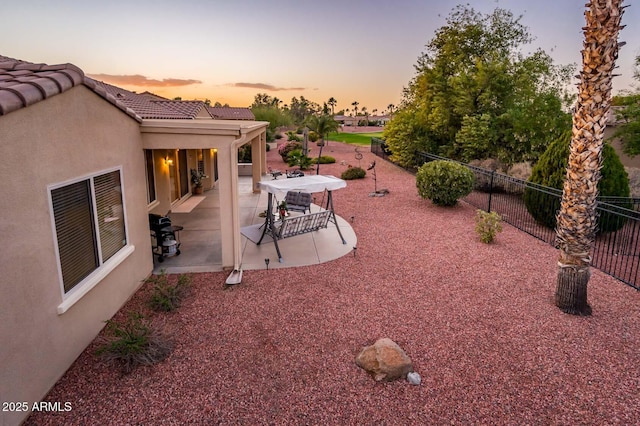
[258,174,347,194]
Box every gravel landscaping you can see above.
[26,138,640,425]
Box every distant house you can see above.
[0,55,267,426]
[333,114,391,127]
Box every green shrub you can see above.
[308,131,319,142]
[286,131,302,142]
[416,160,474,206]
[147,272,192,312]
[341,166,366,180]
[313,156,336,164]
[96,313,172,374]
[524,131,631,233]
[278,141,302,162]
[475,210,503,243]
[286,149,313,170]
[274,133,283,140]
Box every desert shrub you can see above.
[286,131,302,142]
[147,272,192,312]
[341,166,366,180]
[274,132,283,140]
[296,127,304,134]
[416,160,474,206]
[96,313,172,374]
[311,156,336,164]
[278,141,303,162]
[524,131,631,233]
[286,150,313,170]
[266,143,270,152]
[308,131,319,142]
[475,210,503,243]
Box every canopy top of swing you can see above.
[258,175,347,194]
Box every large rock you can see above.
[355,338,413,382]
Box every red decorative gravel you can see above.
[27,140,640,425]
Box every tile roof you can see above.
[87,79,210,119]
[0,55,214,121]
[0,54,141,121]
[207,106,255,120]
[0,55,84,116]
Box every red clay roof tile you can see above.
[207,106,255,120]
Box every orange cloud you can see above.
[88,74,202,87]
[231,82,306,91]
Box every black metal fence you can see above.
[411,150,640,290]
[371,137,391,161]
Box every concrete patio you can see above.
[152,176,357,274]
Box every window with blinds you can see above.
[50,169,127,294]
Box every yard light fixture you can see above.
[265,258,270,270]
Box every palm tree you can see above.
[555,0,625,316]
[328,97,337,115]
[387,103,395,115]
[305,114,340,174]
[351,101,359,126]
[361,106,368,126]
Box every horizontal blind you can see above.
[51,180,98,293]
[94,171,126,262]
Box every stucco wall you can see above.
[0,86,153,426]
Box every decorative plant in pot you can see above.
[190,169,207,194]
[278,200,288,219]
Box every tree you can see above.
[612,54,640,156]
[351,101,359,120]
[328,97,337,115]
[289,96,320,124]
[383,5,572,167]
[361,106,368,125]
[387,104,395,115]
[251,104,292,141]
[555,0,625,316]
[305,114,340,174]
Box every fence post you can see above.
[487,171,495,213]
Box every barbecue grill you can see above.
[149,214,183,262]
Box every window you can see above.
[50,169,127,295]
[144,150,156,204]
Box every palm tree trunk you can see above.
[555,0,625,315]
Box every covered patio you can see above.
[152,176,357,274]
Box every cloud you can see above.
[231,82,306,91]
[88,74,202,87]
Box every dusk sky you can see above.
[2,0,639,114]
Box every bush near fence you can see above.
[369,142,640,290]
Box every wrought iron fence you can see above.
[414,150,640,290]
[371,137,391,161]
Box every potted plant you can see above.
[190,169,207,195]
[278,200,288,218]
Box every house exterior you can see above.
[0,55,267,425]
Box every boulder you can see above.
[355,338,413,382]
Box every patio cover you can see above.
[258,175,347,194]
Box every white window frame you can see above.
[48,166,134,314]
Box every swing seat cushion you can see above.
[285,191,312,213]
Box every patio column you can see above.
[250,135,263,194]
[217,144,238,268]
[260,133,267,177]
